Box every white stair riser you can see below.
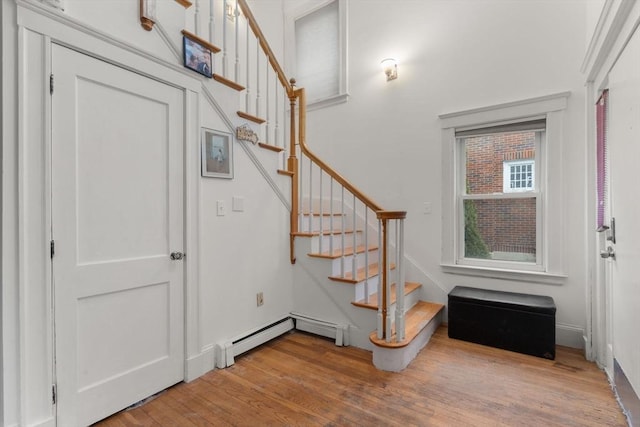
[299,214,347,232]
[353,275,380,302]
[329,248,380,277]
[308,231,364,253]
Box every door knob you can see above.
[600,246,615,259]
[170,252,185,260]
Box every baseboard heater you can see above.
[290,312,349,347]
[216,316,294,368]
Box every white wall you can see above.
[2,1,295,425]
[276,0,589,347]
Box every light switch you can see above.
[423,202,432,214]
[217,200,226,216]
[232,196,245,212]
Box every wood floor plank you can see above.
[95,327,626,426]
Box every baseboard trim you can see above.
[290,312,349,346]
[185,344,216,382]
[556,323,585,349]
[614,359,640,426]
[29,417,55,427]
[215,316,294,368]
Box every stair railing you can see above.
[208,0,408,343]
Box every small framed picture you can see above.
[201,128,233,179]
[183,34,213,78]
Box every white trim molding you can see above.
[440,92,570,281]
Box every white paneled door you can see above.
[607,27,640,403]
[52,45,185,426]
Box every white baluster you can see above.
[274,75,280,148]
[319,171,323,254]
[308,161,313,233]
[256,41,261,118]
[209,0,215,72]
[222,0,228,75]
[385,227,392,343]
[245,21,250,112]
[265,65,270,144]
[299,154,304,231]
[396,219,406,342]
[234,0,239,82]
[340,187,345,277]
[364,208,369,304]
[194,0,200,36]
[351,195,357,281]
[329,178,334,254]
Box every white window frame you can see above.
[458,129,543,271]
[440,92,570,283]
[285,0,349,111]
[503,159,535,193]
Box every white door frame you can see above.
[583,0,640,375]
[4,5,205,424]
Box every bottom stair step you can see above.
[369,301,444,372]
[369,301,444,348]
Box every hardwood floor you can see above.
[96,326,627,426]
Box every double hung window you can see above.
[457,121,544,266]
[440,93,569,281]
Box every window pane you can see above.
[464,198,536,262]
[295,1,339,102]
[465,131,536,195]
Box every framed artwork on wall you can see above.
[183,33,213,78]
[201,128,233,179]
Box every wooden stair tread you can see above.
[351,281,420,308]
[237,111,266,124]
[213,74,245,91]
[330,262,396,284]
[175,0,193,8]
[258,142,284,152]
[308,244,377,259]
[181,30,220,53]
[369,301,444,348]
[301,211,345,217]
[277,169,294,177]
[293,229,360,237]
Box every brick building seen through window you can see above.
[464,131,537,261]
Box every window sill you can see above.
[307,93,349,111]
[441,263,567,285]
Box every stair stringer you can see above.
[152,20,291,201]
[293,232,423,351]
[200,85,291,207]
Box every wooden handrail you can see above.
[295,87,385,213]
[376,211,407,220]
[237,0,293,95]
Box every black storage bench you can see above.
[448,286,556,359]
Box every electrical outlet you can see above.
[256,292,264,306]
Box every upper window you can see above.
[440,93,570,282]
[503,160,535,193]
[288,0,348,110]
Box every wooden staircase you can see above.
[183,0,444,371]
[293,209,444,371]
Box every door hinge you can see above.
[52,384,57,405]
[50,74,54,95]
[50,240,55,258]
